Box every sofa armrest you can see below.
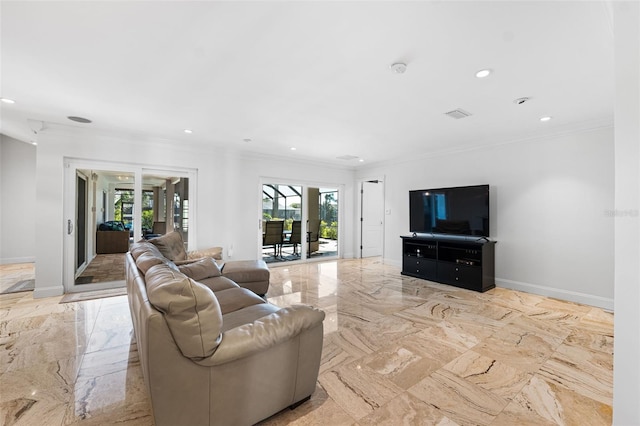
[173,249,222,266]
[193,305,324,366]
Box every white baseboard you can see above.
[383,257,402,268]
[381,261,613,310]
[496,278,614,311]
[1,256,35,265]
[34,285,64,299]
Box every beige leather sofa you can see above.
[126,240,325,426]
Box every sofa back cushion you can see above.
[135,251,165,274]
[130,241,164,260]
[145,263,223,359]
[148,231,188,261]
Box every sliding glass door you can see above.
[261,181,340,264]
[262,184,303,262]
[63,159,196,293]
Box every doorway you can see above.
[63,159,196,293]
[260,181,340,264]
[262,184,303,262]
[360,179,384,258]
[76,172,87,272]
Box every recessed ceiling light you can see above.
[359,159,364,162]
[0,97,16,104]
[290,147,297,151]
[390,62,407,74]
[184,129,193,134]
[67,116,92,123]
[540,116,553,122]
[475,69,492,78]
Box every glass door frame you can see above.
[63,158,197,293]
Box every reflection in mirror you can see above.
[143,174,189,246]
[73,170,190,286]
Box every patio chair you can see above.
[283,220,302,256]
[307,219,320,257]
[263,220,284,258]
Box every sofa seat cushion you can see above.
[198,276,239,292]
[221,260,270,295]
[221,260,269,282]
[220,303,281,332]
[145,263,223,359]
[214,287,266,315]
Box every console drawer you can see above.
[438,263,482,290]
[403,256,437,279]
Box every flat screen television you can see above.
[409,184,489,237]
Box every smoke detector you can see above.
[513,97,531,105]
[390,62,407,74]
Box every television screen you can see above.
[409,184,489,237]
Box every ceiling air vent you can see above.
[444,109,472,119]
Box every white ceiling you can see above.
[0,1,614,167]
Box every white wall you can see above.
[0,134,36,264]
[358,126,615,309]
[33,124,356,297]
[613,1,640,423]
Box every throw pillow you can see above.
[149,231,188,261]
[178,257,222,281]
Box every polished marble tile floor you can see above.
[0,258,613,425]
[0,263,35,294]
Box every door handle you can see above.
[68,219,73,235]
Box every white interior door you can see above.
[361,180,384,258]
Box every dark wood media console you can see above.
[401,235,496,292]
